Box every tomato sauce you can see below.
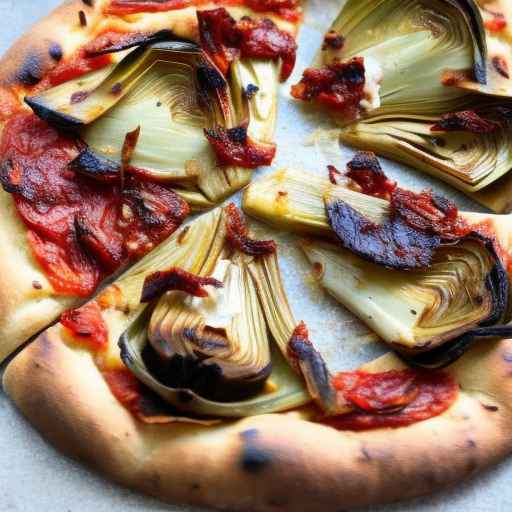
[0,113,189,296]
[106,0,302,22]
[61,301,109,351]
[324,369,458,431]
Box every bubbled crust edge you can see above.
[4,326,512,511]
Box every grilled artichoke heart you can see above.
[26,39,279,205]
[243,169,512,366]
[117,206,309,417]
[297,0,512,211]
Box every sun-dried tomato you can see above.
[141,268,223,303]
[204,125,276,168]
[291,58,366,121]
[225,203,277,256]
[391,188,471,241]
[197,8,297,81]
[345,151,396,200]
[431,111,497,134]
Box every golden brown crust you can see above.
[5,324,512,511]
[0,0,298,362]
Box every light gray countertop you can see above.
[1,1,512,511]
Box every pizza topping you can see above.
[344,151,397,200]
[106,0,302,22]
[322,30,345,51]
[484,11,507,33]
[244,168,512,367]
[291,58,378,121]
[288,321,459,430]
[61,301,108,351]
[0,113,189,296]
[103,368,219,425]
[141,268,223,303]
[431,111,498,134]
[205,125,277,168]
[118,207,309,417]
[197,8,297,81]
[225,202,277,255]
[325,369,459,431]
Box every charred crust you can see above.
[481,403,499,412]
[48,43,63,62]
[240,429,273,474]
[15,52,45,86]
[70,91,89,104]
[32,281,43,290]
[82,0,94,6]
[79,10,87,27]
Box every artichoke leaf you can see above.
[119,307,309,418]
[243,169,512,365]
[319,0,484,121]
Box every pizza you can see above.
[4,1,512,512]
[0,0,300,361]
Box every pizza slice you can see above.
[0,0,301,361]
[5,203,512,511]
[243,152,512,368]
[289,0,512,213]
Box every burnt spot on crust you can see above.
[70,91,89,104]
[481,403,499,412]
[32,280,43,290]
[79,10,87,27]
[240,429,273,474]
[82,0,94,6]
[467,439,477,449]
[15,52,45,86]
[48,43,63,62]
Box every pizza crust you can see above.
[5,324,512,511]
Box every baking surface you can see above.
[0,1,512,511]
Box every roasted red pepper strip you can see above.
[431,111,498,134]
[61,301,108,352]
[291,58,366,121]
[141,268,223,303]
[225,203,277,256]
[0,113,189,296]
[198,8,297,81]
[205,125,276,168]
[324,370,458,431]
[391,188,471,241]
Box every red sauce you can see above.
[198,7,297,81]
[204,126,276,168]
[391,188,471,241]
[103,368,146,418]
[106,0,302,22]
[324,369,458,431]
[291,58,366,121]
[60,301,108,351]
[485,14,507,33]
[0,113,189,296]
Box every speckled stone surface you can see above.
[0,1,512,511]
